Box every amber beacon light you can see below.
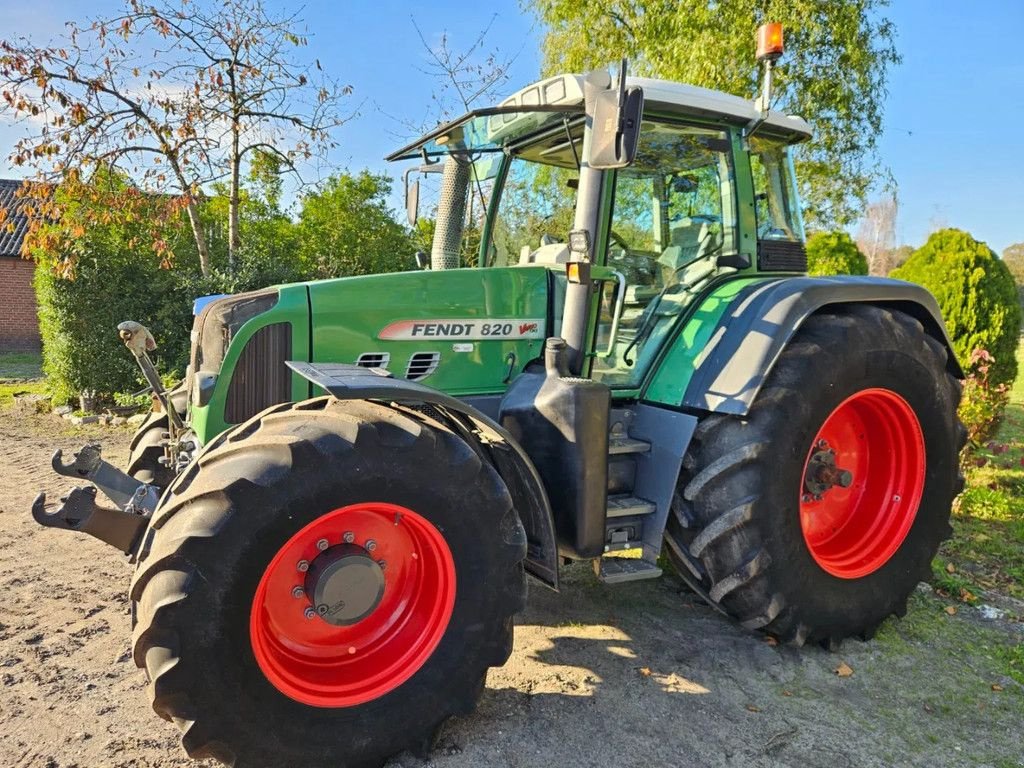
[756,22,784,61]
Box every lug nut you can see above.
[365,539,377,552]
[343,531,355,543]
[377,559,387,570]
[304,607,316,620]
[316,538,329,551]
[802,494,812,503]
[291,586,304,599]
[297,559,309,572]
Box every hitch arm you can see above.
[51,444,141,509]
[31,486,148,554]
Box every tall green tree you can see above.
[297,172,416,278]
[805,231,868,276]
[892,229,1021,388]
[529,0,900,228]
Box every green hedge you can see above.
[892,228,1021,387]
[806,231,869,276]
[35,257,198,406]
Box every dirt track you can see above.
[1,408,1021,768]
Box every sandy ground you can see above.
[1,407,1021,768]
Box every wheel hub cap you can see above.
[249,502,457,707]
[799,388,926,579]
[305,545,385,626]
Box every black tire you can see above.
[665,305,965,648]
[125,387,187,489]
[125,410,175,488]
[129,396,527,767]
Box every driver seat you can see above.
[657,218,711,274]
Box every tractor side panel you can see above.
[308,267,551,396]
[644,275,961,416]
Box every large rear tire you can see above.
[665,305,965,647]
[130,397,527,767]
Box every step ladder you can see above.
[594,413,663,584]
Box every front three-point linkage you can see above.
[31,442,159,555]
[31,321,174,557]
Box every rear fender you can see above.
[671,276,962,416]
[286,361,560,590]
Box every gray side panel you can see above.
[286,362,559,589]
[681,276,962,416]
[628,404,696,561]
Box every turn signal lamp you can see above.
[756,22,784,62]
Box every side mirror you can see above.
[587,63,644,170]
[405,177,420,226]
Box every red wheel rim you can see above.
[799,388,925,579]
[250,502,456,707]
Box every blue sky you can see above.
[2,0,1022,253]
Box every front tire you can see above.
[665,305,965,647]
[130,397,527,767]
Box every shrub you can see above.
[805,231,869,276]
[892,228,1021,389]
[958,349,1010,447]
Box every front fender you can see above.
[648,276,962,416]
[286,361,559,590]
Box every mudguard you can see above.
[286,361,560,590]
[677,276,962,416]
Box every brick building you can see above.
[0,179,40,352]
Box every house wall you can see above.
[0,257,40,351]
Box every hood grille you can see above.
[355,352,390,370]
[405,352,440,381]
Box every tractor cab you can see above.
[389,68,812,390]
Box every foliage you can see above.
[297,172,416,278]
[0,0,349,274]
[959,350,1010,446]
[892,228,1021,388]
[1002,242,1024,310]
[529,0,900,229]
[938,340,1024,601]
[805,231,868,276]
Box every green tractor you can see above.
[32,28,963,768]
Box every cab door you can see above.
[589,120,739,389]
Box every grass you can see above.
[936,339,1024,601]
[0,350,43,380]
[0,352,46,409]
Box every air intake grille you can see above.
[405,352,440,381]
[224,323,292,423]
[757,239,808,272]
[356,352,390,369]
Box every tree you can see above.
[892,229,1021,388]
[297,172,416,278]
[805,231,868,276]
[1002,242,1024,285]
[856,194,899,275]
[0,0,348,275]
[528,0,900,228]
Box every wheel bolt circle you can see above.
[291,586,304,599]
[365,539,377,552]
[342,531,355,543]
[316,538,329,551]
[303,607,316,620]
[297,560,309,572]
[377,559,387,570]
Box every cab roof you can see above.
[385,72,811,162]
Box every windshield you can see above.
[385,106,581,162]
